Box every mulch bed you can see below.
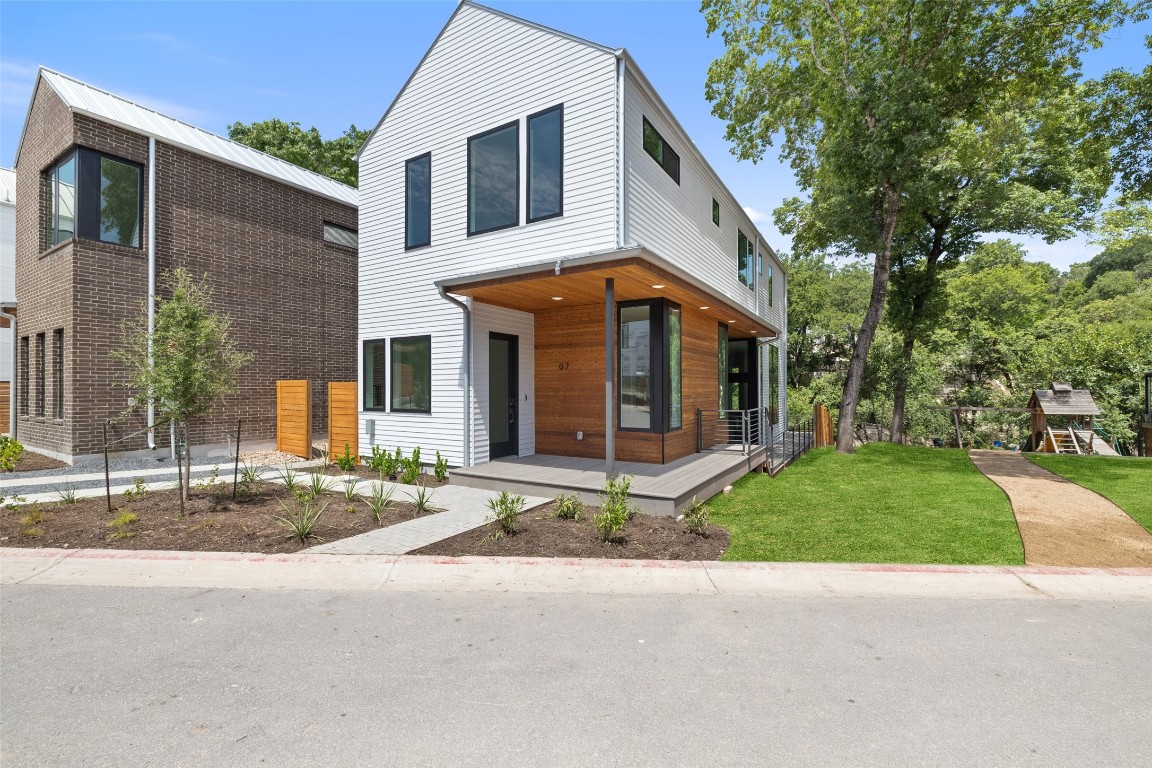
[320,464,449,488]
[0,481,430,554]
[2,449,69,473]
[414,502,730,560]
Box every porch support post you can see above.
[605,277,615,479]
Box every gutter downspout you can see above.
[616,54,627,250]
[146,136,157,450]
[438,286,472,467]
[1,309,15,438]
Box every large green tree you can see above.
[1097,35,1152,199]
[704,0,1129,452]
[227,119,368,186]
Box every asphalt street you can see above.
[2,584,1150,767]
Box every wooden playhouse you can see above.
[1028,382,1114,455]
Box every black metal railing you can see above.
[696,408,765,456]
[768,416,814,475]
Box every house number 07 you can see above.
[558,362,570,370]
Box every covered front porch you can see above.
[450,444,769,516]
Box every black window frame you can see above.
[642,117,680,185]
[616,298,682,434]
[712,198,720,226]
[738,229,755,290]
[390,335,432,414]
[52,328,64,420]
[362,339,387,412]
[467,120,520,237]
[34,332,45,418]
[18,335,28,416]
[527,104,564,224]
[404,152,432,250]
[42,146,144,252]
[323,222,358,250]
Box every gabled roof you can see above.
[0,168,14,205]
[17,68,357,208]
[1029,386,1101,416]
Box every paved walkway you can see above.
[969,450,1152,567]
[305,484,550,555]
[2,547,1149,599]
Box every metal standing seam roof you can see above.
[0,167,14,204]
[26,68,357,208]
[1030,389,1102,416]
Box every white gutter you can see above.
[616,54,627,249]
[438,286,472,467]
[1,309,15,437]
[146,137,157,450]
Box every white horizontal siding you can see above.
[623,71,786,334]
[358,4,618,465]
[471,303,535,464]
[0,202,14,306]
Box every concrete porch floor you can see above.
[450,445,769,516]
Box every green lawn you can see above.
[710,442,1024,564]
[1027,454,1152,534]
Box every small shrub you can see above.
[335,443,357,472]
[275,465,300,494]
[341,477,359,502]
[20,509,45,536]
[684,497,710,536]
[123,477,149,501]
[0,436,24,471]
[487,490,526,539]
[406,485,438,516]
[56,488,79,504]
[366,482,395,524]
[240,461,260,485]
[595,475,634,543]
[554,493,583,521]
[380,447,403,478]
[434,451,449,482]
[196,465,227,496]
[107,511,139,540]
[273,496,327,543]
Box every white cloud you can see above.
[742,206,771,226]
[1,59,38,109]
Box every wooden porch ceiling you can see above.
[442,256,777,339]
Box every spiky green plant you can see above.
[341,476,359,502]
[487,491,527,539]
[273,496,327,543]
[366,481,395,524]
[406,485,438,516]
[275,465,300,494]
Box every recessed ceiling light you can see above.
[699,306,710,310]
[551,296,563,301]
[651,284,665,289]
[728,319,736,323]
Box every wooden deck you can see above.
[450,446,768,516]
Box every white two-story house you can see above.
[356,1,786,495]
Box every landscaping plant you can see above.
[336,443,357,472]
[554,493,583,521]
[56,488,79,504]
[106,511,139,540]
[305,471,335,500]
[275,465,300,495]
[434,451,449,482]
[366,481,395,525]
[406,485,437,516]
[595,475,634,543]
[684,497,710,536]
[368,445,388,474]
[273,496,327,543]
[341,477,359,503]
[122,477,149,502]
[487,490,526,539]
[400,447,422,485]
[240,460,260,485]
[0,436,24,472]
[20,509,44,537]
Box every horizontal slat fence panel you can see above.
[277,380,311,458]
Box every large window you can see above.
[618,299,681,433]
[53,329,64,420]
[35,333,45,417]
[528,105,563,222]
[718,324,728,410]
[43,148,141,251]
[363,340,387,411]
[391,336,431,413]
[468,122,519,235]
[18,336,28,416]
[405,153,431,249]
[642,117,680,184]
[738,230,754,289]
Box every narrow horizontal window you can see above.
[528,105,563,222]
[642,117,679,184]
[468,121,519,235]
[323,223,358,249]
[405,153,431,249]
[363,340,387,411]
[391,336,431,413]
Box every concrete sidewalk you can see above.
[3,547,1149,600]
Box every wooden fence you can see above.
[813,403,834,448]
[276,380,312,458]
[0,382,9,433]
[328,381,359,464]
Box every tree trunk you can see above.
[835,187,901,453]
[890,333,916,444]
[181,420,191,505]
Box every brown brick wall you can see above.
[15,82,357,460]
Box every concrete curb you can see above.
[3,547,1150,600]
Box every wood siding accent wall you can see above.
[277,380,311,459]
[0,381,9,431]
[535,302,718,464]
[328,382,359,464]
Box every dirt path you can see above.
[969,450,1152,567]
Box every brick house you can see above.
[1,168,14,435]
[12,68,358,463]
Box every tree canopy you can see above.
[227,118,368,186]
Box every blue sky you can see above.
[2,1,1148,269]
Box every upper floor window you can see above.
[642,117,679,184]
[468,121,519,236]
[323,223,358,249]
[765,262,773,306]
[712,199,720,226]
[738,230,754,289]
[527,105,563,222]
[405,153,431,249]
[43,148,141,251]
